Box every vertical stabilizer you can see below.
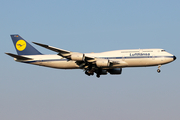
[11,34,42,55]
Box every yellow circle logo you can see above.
[16,40,27,51]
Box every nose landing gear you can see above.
[157,65,161,73]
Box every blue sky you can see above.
[1,0,180,120]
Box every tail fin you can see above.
[11,34,42,55]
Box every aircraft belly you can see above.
[125,58,157,67]
[38,61,79,69]
[125,58,147,67]
[124,57,174,67]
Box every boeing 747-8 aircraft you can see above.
[6,34,176,78]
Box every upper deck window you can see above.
[161,50,166,52]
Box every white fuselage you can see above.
[15,49,174,69]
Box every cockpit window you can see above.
[161,50,166,52]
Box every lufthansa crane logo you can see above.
[16,40,27,51]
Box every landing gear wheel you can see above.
[157,69,161,73]
[96,74,100,78]
[85,71,90,76]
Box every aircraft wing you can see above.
[33,42,95,60]
[32,42,70,57]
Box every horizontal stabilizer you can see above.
[5,53,33,60]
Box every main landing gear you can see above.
[85,70,100,78]
[157,65,161,73]
[85,69,101,78]
[85,65,102,78]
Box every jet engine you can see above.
[96,59,110,67]
[99,69,108,75]
[95,69,108,75]
[108,68,122,74]
[70,53,85,61]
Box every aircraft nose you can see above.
[173,56,176,61]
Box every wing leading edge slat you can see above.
[32,42,70,54]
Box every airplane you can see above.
[6,34,176,78]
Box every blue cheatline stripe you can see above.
[23,56,173,63]
[23,59,68,63]
[98,56,174,59]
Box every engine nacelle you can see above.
[100,69,108,75]
[96,59,110,67]
[70,53,85,61]
[95,69,108,75]
[108,68,122,75]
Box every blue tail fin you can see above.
[11,34,42,55]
